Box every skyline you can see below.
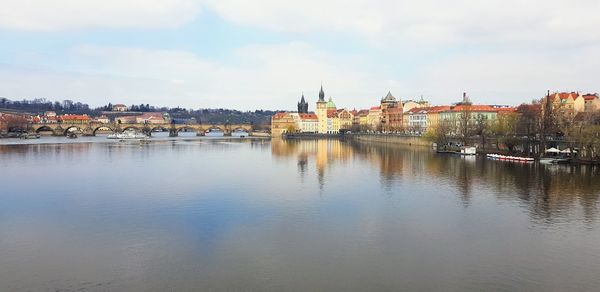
[1,1,600,110]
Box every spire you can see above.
[301,93,305,103]
[319,84,325,101]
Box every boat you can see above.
[19,133,41,139]
[107,131,148,140]
[486,153,534,162]
[460,146,477,155]
[66,132,78,139]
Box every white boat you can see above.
[107,131,148,140]
[486,153,534,162]
[460,146,477,155]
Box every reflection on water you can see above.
[1,138,600,291]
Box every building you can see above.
[95,115,110,124]
[380,91,403,132]
[337,109,354,131]
[402,97,430,113]
[271,112,297,137]
[135,112,169,124]
[405,107,430,133]
[316,86,330,134]
[112,104,129,112]
[297,94,309,113]
[298,113,319,133]
[545,92,585,120]
[367,106,382,131]
[583,93,600,112]
[439,104,498,132]
[59,114,91,124]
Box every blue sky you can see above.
[1,0,599,110]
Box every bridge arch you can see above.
[34,125,56,135]
[121,126,141,132]
[63,126,83,136]
[93,126,114,135]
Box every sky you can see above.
[1,0,599,110]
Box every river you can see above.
[1,137,599,291]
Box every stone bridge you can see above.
[31,122,254,136]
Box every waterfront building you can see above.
[316,86,328,134]
[298,113,319,133]
[405,107,430,134]
[367,106,382,131]
[380,91,403,132]
[112,104,129,112]
[424,106,451,132]
[337,109,354,130]
[439,104,498,131]
[271,112,297,137]
[402,97,430,113]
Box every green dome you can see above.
[326,97,336,109]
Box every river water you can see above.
[1,137,599,291]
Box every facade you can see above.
[402,97,429,113]
[298,113,319,133]
[316,86,328,134]
[60,114,91,124]
[367,106,381,131]
[271,112,297,137]
[136,112,169,124]
[439,105,498,131]
[112,104,129,112]
[337,109,354,130]
[583,93,600,112]
[95,115,110,124]
[380,91,403,132]
[405,107,430,133]
[546,92,585,120]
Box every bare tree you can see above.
[457,105,473,145]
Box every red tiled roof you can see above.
[551,92,579,101]
[272,112,288,119]
[299,113,318,120]
[496,107,517,113]
[370,106,380,110]
[60,114,90,121]
[583,94,598,101]
[448,105,497,112]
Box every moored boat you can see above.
[107,131,148,140]
[486,153,534,162]
[19,133,41,139]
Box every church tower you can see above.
[316,85,327,134]
[297,93,309,113]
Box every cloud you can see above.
[0,0,201,31]
[0,43,392,110]
[203,0,600,47]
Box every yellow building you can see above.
[316,86,328,134]
[271,112,297,137]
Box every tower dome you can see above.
[326,97,336,109]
